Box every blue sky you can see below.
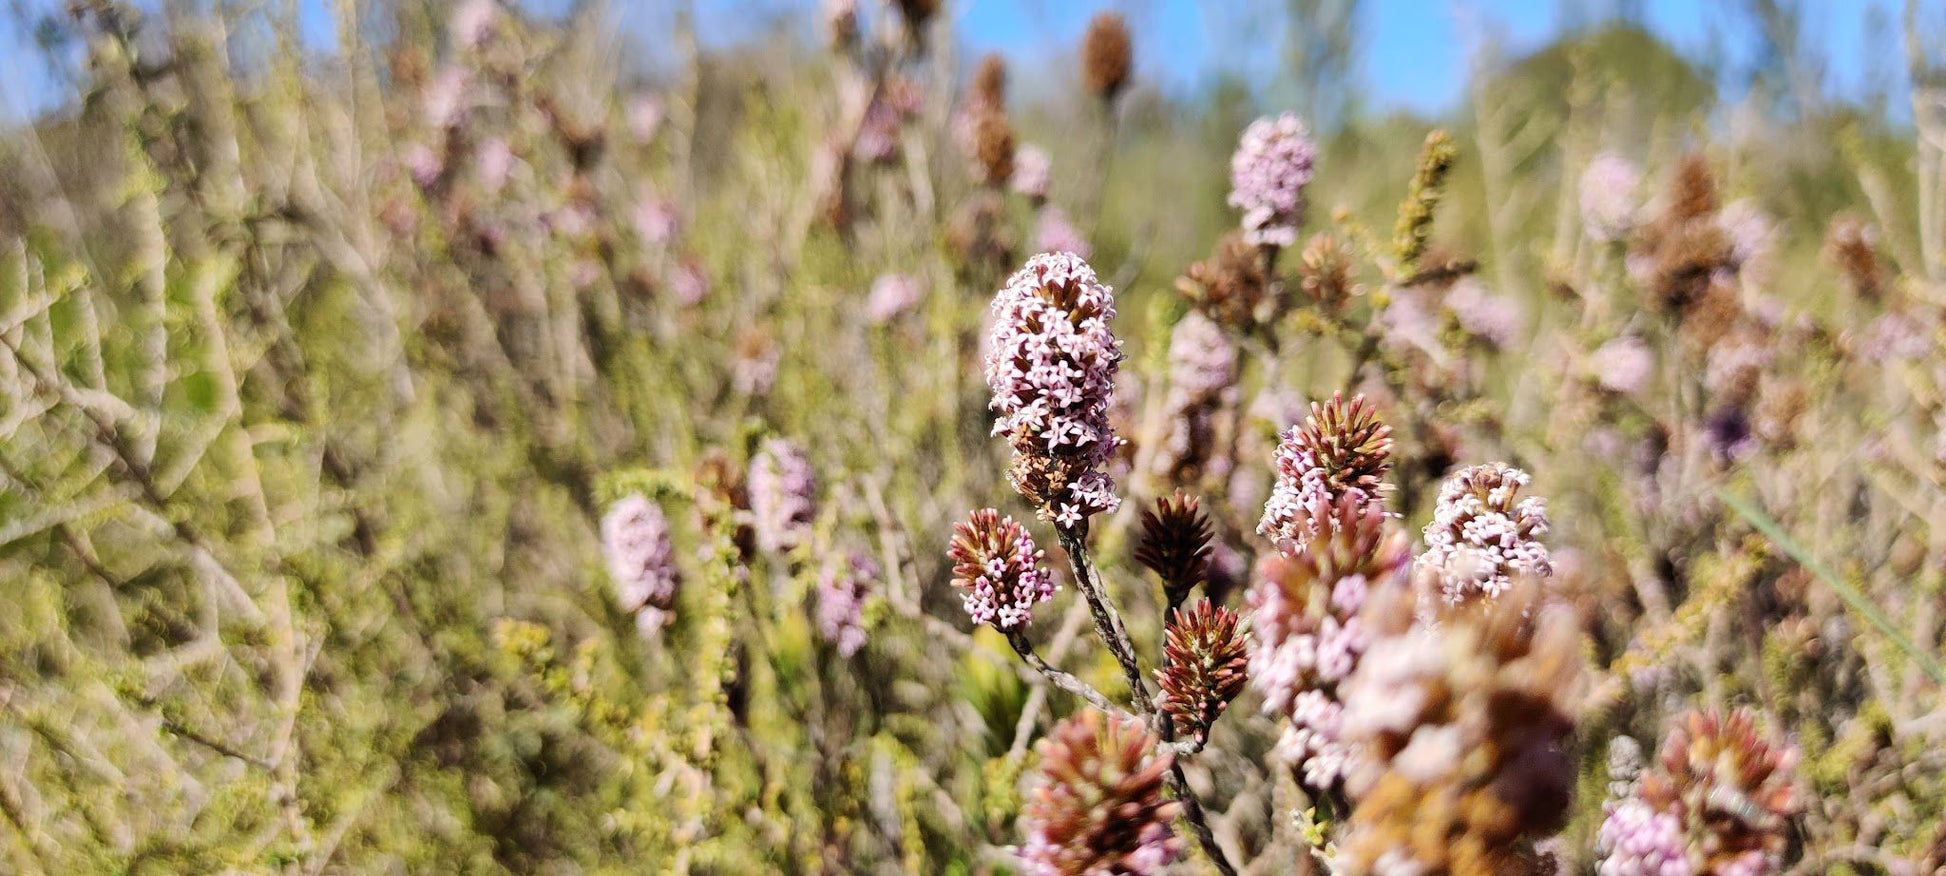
[0,0,1913,122]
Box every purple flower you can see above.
[817,551,877,657]
[1034,207,1091,260]
[1418,462,1551,604]
[1228,113,1316,248]
[948,509,1057,630]
[1581,152,1641,243]
[864,273,923,324]
[985,252,1124,524]
[601,494,679,631]
[749,439,816,554]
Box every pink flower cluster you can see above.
[1012,144,1052,200]
[1418,462,1552,603]
[1446,277,1522,349]
[948,509,1058,631]
[1228,113,1316,248]
[1581,151,1642,243]
[817,550,878,657]
[600,494,679,632]
[985,252,1123,525]
[749,439,817,554]
[865,273,923,324]
[1590,336,1654,395]
[1035,208,1091,260]
[1597,800,1692,876]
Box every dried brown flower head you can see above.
[973,52,1008,109]
[1019,711,1182,875]
[1177,232,1272,331]
[1824,213,1883,302]
[1134,491,1215,608]
[1156,600,1249,744]
[1632,154,1736,315]
[973,110,1018,187]
[1080,13,1133,102]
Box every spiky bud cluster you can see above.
[1418,462,1550,604]
[1019,711,1182,876]
[1580,151,1642,243]
[973,110,1018,187]
[749,438,817,554]
[1156,600,1249,745]
[1133,491,1214,607]
[1079,13,1133,102]
[1248,497,1408,791]
[600,494,680,633]
[1177,232,1273,331]
[1333,577,1583,875]
[1298,232,1357,314]
[817,550,878,657]
[1259,393,1394,552]
[949,509,1057,631]
[1599,709,1799,876]
[985,252,1124,527]
[1228,113,1317,248]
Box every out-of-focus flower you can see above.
[628,95,665,143]
[601,494,680,631]
[1632,155,1735,314]
[1155,312,1238,480]
[669,257,709,306]
[1079,12,1133,102]
[1019,711,1181,875]
[1156,600,1249,744]
[1012,144,1052,201]
[1248,496,1407,791]
[1133,491,1214,606]
[1581,151,1642,243]
[633,194,680,248]
[1418,462,1551,604]
[1590,336,1654,395]
[860,77,924,164]
[985,252,1123,526]
[1446,276,1522,349]
[1228,113,1317,248]
[475,138,516,194]
[970,110,1017,185]
[1718,198,1773,270]
[1600,709,1800,876]
[1035,207,1091,260]
[451,0,499,51]
[1178,232,1273,331]
[1597,798,1692,876]
[424,66,472,130]
[731,328,780,396]
[822,0,858,48]
[404,143,444,189]
[865,272,923,324]
[817,550,877,657]
[948,508,1056,630]
[1333,577,1582,874]
[749,439,816,553]
[1825,213,1883,301]
[1259,392,1393,552]
[947,190,1015,274]
[1297,232,1357,314]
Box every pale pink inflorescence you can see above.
[1035,207,1092,260]
[600,494,680,631]
[984,252,1123,526]
[1228,113,1317,248]
[1581,151,1642,243]
[817,550,877,657]
[865,272,924,324]
[1591,336,1655,395]
[1597,799,1694,876]
[948,509,1058,630]
[1012,144,1052,200]
[1446,276,1522,349]
[749,439,817,554]
[1247,499,1408,790]
[1258,393,1394,552]
[1418,462,1551,603]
